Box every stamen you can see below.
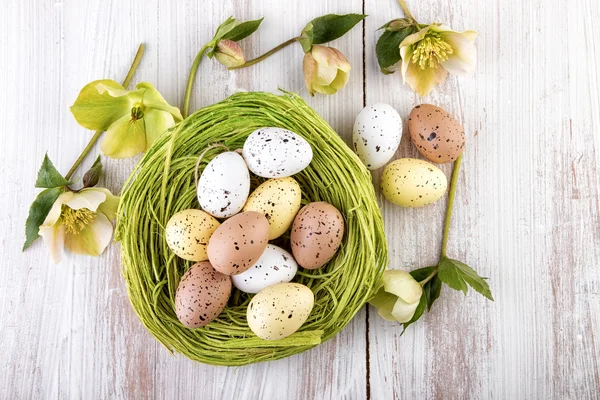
[61,205,96,234]
[411,31,454,70]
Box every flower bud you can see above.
[302,45,351,96]
[369,270,423,323]
[214,39,246,68]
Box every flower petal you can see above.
[144,109,175,148]
[64,188,107,212]
[403,61,448,97]
[94,188,120,220]
[302,52,318,96]
[441,32,477,75]
[64,212,113,257]
[39,223,66,263]
[382,270,423,304]
[70,80,133,131]
[136,83,183,121]
[391,296,420,323]
[399,25,431,48]
[329,70,349,90]
[100,114,147,159]
[369,288,398,322]
[311,84,338,95]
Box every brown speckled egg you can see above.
[175,261,232,328]
[207,211,270,275]
[247,282,314,340]
[408,104,465,163]
[165,209,220,262]
[290,202,344,270]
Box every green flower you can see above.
[369,270,423,323]
[399,24,477,96]
[70,80,182,158]
[38,188,119,263]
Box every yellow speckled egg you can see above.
[381,158,447,207]
[243,177,302,239]
[165,209,220,261]
[247,283,314,340]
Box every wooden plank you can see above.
[365,0,600,398]
[0,0,367,399]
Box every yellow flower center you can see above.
[61,205,95,234]
[411,31,454,70]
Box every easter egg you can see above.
[242,127,313,178]
[175,261,232,328]
[408,104,465,163]
[242,177,302,239]
[247,283,314,340]
[207,211,270,275]
[165,209,220,261]
[197,151,250,218]
[381,158,447,207]
[352,103,403,170]
[232,244,298,294]
[290,202,344,270]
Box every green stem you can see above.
[229,37,298,70]
[440,153,463,257]
[419,269,437,286]
[397,0,417,23]
[182,43,210,118]
[64,43,145,181]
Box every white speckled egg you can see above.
[247,283,314,340]
[242,127,313,178]
[381,158,447,207]
[197,151,250,218]
[242,177,302,239]
[232,244,298,294]
[165,209,220,261]
[175,261,232,328]
[352,103,402,170]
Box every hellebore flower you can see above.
[38,188,120,263]
[214,39,246,68]
[70,80,182,158]
[369,270,423,323]
[302,45,351,96]
[399,24,477,96]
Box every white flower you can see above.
[38,188,119,263]
[399,24,477,96]
[302,45,351,96]
[369,270,423,323]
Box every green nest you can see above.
[116,91,388,366]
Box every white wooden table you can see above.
[1,0,599,398]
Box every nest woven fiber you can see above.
[116,91,388,366]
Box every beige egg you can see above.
[381,158,447,207]
[247,283,314,340]
[207,211,270,275]
[165,209,220,261]
[243,177,302,239]
[290,202,344,270]
[175,261,232,328]
[408,104,465,163]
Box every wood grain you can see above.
[0,0,598,399]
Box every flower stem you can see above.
[397,0,417,23]
[229,37,298,70]
[440,153,463,257]
[182,43,210,118]
[419,269,438,286]
[64,43,145,181]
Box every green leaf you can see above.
[35,154,69,188]
[83,156,102,188]
[401,291,426,334]
[375,26,417,70]
[70,79,133,131]
[221,17,264,41]
[23,187,63,250]
[409,266,436,282]
[212,17,237,42]
[303,14,366,45]
[409,266,442,311]
[438,256,494,300]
